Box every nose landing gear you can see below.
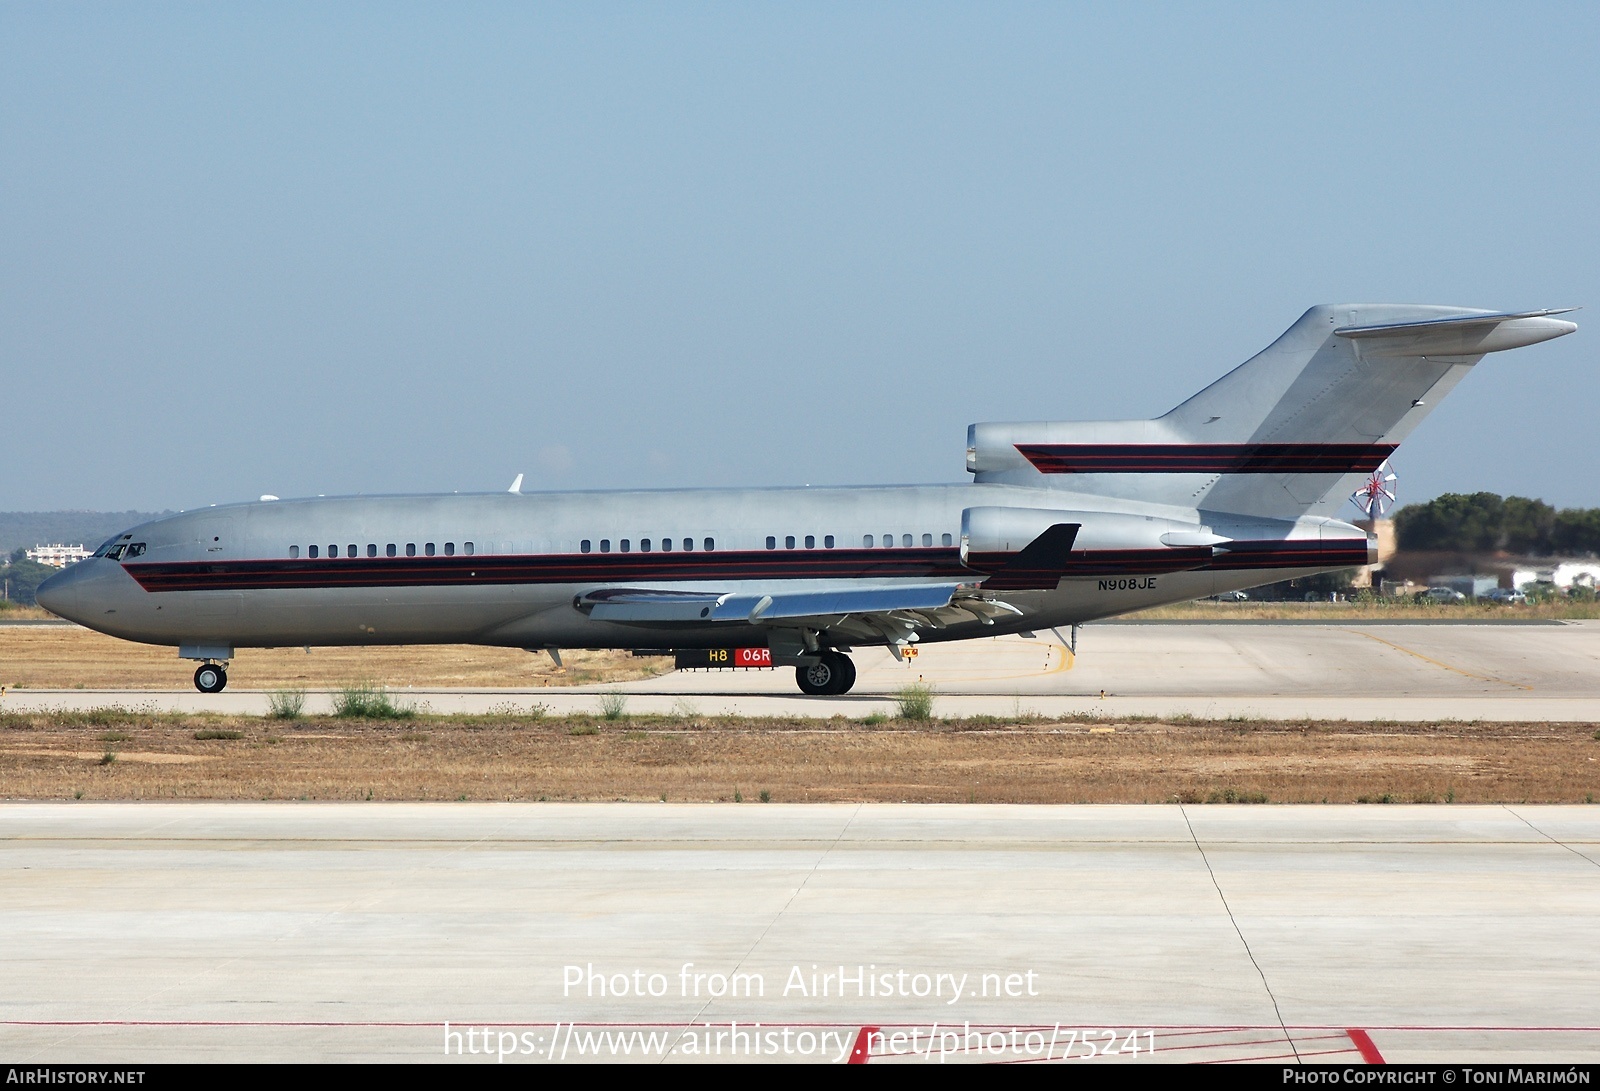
[795,650,856,696]
[193,662,228,693]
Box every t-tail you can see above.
[966,304,1577,520]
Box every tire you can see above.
[831,651,857,695]
[796,658,837,696]
[194,663,228,694]
[795,651,856,696]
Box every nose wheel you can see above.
[194,663,228,693]
[795,650,856,696]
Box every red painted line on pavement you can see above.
[1348,1028,1385,1064]
[1197,1046,1361,1065]
[1130,1032,1349,1058]
[848,1026,879,1065]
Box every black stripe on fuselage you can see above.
[1015,443,1397,475]
[122,540,1369,593]
[124,547,970,592]
[1208,539,1371,570]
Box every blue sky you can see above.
[4,3,1596,512]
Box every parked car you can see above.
[1418,586,1467,604]
[1482,587,1528,604]
[1208,590,1249,602]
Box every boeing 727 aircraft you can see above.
[38,304,1576,694]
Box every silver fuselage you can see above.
[39,481,1367,653]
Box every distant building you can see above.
[1513,563,1600,591]
[26,543,90,568]
[1434,574,1499,599]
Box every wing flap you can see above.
[581,583,966,624]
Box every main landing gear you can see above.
[193,662,228,693]
[795,650,856,696]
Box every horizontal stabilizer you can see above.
[1335,309,1577,357]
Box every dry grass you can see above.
[3,711,1597,804]
[0,626,666,689]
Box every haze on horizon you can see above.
[4,4,1596,516]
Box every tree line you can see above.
[1394,493,1600,555]
[1,547,58,606]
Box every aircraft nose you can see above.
[36,559,99,622]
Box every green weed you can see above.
[267,688,306,719]
[332,683,416,719]
[1206,787,1268,804]
[894,684,935,721]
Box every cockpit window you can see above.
[106,545,127,561]
[124,543,145,559]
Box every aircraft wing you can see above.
[577,583,1024,640]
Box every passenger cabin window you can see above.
[581,540,591,553]
[766,536,776,550]
[641,539,651,552]
[406,543,416,556]
[367,544,377,558]
[661,538,672,551]
[805,535,815,549]
[386,544,396,557]
[942,533,953,546]
[902,534,912,548]
[683,538,694,551]
[882,534,892,547]
[825,535,834,548]
[704,538,714,551]
[444,542,455,556]
[347,544,358,558]
[309,545,319,558]
[785,535,796,549]
[863,535,873,548]
[620,540,630,553]
[329,544,338,558]
[290,546,300,559]
[425,543,436,556]
[599,540,610,553]
[922,533,932,547]
[464,542,474,556]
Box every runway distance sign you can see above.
[674,648,773,669]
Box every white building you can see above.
[25,543,90,568]
[1512,563,1600,591]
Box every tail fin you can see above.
[967,304,1576,519]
